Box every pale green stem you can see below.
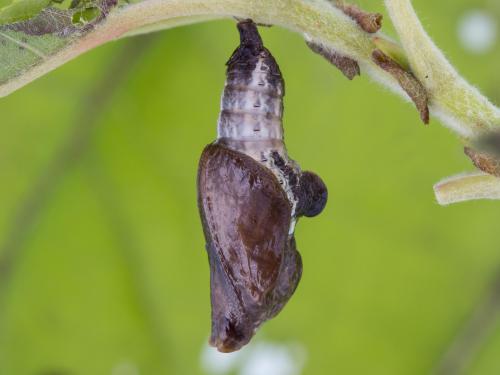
[385,0,500,139]
[434,172,500,205]
[385,0,500,204]
[0,0,406,100]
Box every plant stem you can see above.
[0,0,403,101]
[434,172,500,205]
[385,0,500,139]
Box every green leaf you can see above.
[0,0,51,24]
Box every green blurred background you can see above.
[0,0,499,374]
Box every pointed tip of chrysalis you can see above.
[236,19,263,49]
[226,18,282,83]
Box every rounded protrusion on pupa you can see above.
[297,171,328,218]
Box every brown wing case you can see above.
[197,143,302,352]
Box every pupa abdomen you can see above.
[198,20,327,353]
[217,20,287,164]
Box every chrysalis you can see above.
[197,20,328,353]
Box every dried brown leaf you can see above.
[335,1,382,33]
[464,147,500,177]
[372,49,429,124]
[306,40,360,80]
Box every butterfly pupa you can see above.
[197,20,328,353]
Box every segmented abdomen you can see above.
[217,21,286,162]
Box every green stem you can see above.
[434,172,500,205]
[385,0,500,139]
[0,0,401,100]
